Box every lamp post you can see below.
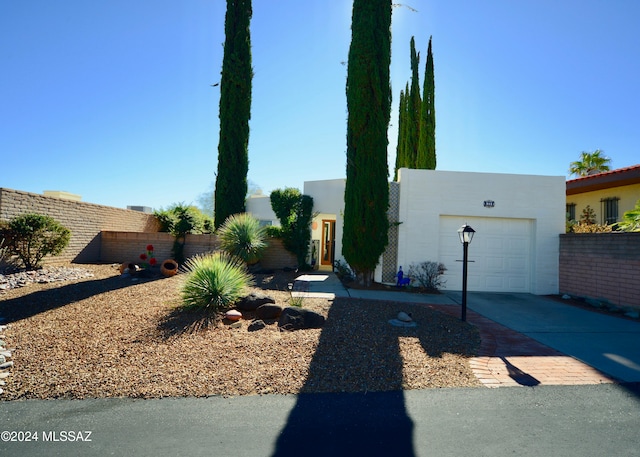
[457,224,475,322]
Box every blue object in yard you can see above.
[396,266,411,287]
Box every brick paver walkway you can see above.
[429,305,616,388]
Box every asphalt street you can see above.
[1,384,639,457]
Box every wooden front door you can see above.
[321,219,336,266]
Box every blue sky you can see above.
[2,1,638,211]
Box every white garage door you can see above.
[438,216,532,293]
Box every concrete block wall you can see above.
[0,188,159,265]
[100,232,297,270]
[560,233,640,309]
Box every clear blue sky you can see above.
[2,1,638,211]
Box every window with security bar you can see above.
[600,197,619,225]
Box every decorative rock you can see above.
[248,319,267,332]
[228,321,242,329]
[389,319,417,328]
[0,361,13,369]
[0,371,11,379]
[397,311,413,322]
[278,307,325,331]
[236,293,276,311]
[225,310,243,321]
[562,294,571,300]
[256,304,283,320]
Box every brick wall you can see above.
[101,232,297,270]
[0,188,159,265]
[559,233,640,309]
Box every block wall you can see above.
[0,188,159,265]
[100,232,297,270]
[560,233,640,309]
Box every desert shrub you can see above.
[1,213,71,270]
[154,203,214,264]
[407,261,447,290]
[180,252,254,312]
[217,213,267,265]
[617,199,640,232]
[571,223,612,233]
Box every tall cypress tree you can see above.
[405,37,421,168]
[343,0,392,286]
[393,88,406,181]
[214,0,253,228]
[417,36,436,169]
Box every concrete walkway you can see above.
[293,272,640,386]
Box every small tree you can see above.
[569,150,611,177]
[154,204,214,264]
[2,213,71,270]
[270,188,314,268]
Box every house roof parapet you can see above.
[566,164,640,195]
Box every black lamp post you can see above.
[457,224,475,322]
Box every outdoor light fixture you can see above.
[457,224,475,322]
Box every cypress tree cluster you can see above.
[214,0,253,228]
[394,35,436,178]
[343,0,392,286]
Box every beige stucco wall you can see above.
[566,183,640,224]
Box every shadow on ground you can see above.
[271,298,479,456]
[0,273,164,323]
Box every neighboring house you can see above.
[248,169,565,295]
[566,164,640,225]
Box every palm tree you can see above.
[569,150,612,177]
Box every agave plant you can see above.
[217,213,267,264]
[180,252,254,312]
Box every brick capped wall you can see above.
[560,233,640,309]
[0,188,159,265]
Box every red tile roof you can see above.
[566,164,640,195]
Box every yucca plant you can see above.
[180,252,254,312]
[217,213,267,265]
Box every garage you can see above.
[438,216,533,293]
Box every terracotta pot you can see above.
[119,262,137,274]
[161,259,179,277]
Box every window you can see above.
[566,203,576,221]
[600,197,619,225]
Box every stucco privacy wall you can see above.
[392,169,565,294]
[560,233,640,309]
[0,188,159,265]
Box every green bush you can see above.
[408,261,447,290]
[270,188,314,267]
[1,213,71,270]
[154,203,214,264]
[217,213,267,265]
[617,199,640,232]
[180,252,254,312]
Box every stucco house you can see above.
[247,168,565,295]
[566,164,640,225]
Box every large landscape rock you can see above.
[236,293,276,311]
[278,307,325,331]
[256,304,283,320]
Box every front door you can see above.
[321,219,336,266]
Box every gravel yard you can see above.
[0,264,480,400]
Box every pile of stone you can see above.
[0,266,95,293]
[223,292,326,332]
[0,322,12,395]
